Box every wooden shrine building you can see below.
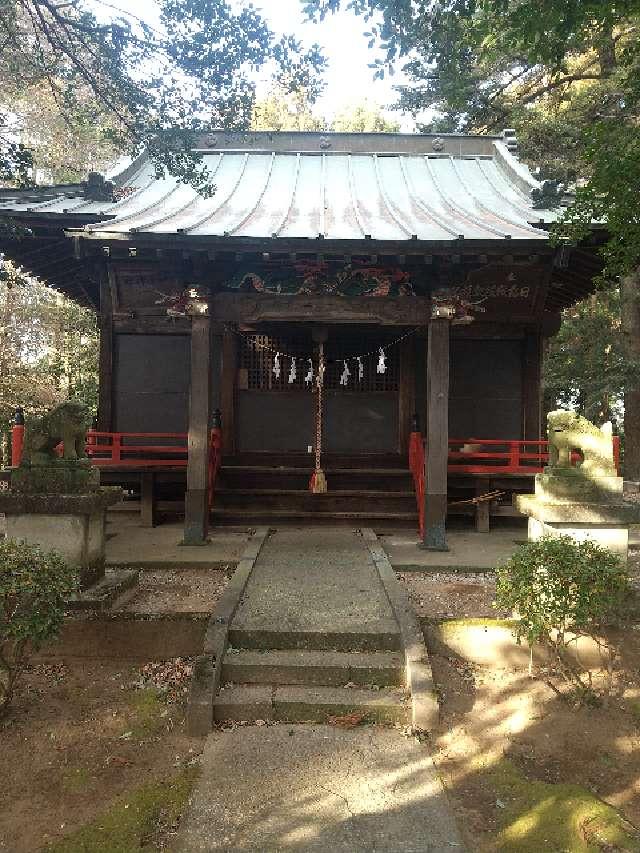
[0,130,604,548]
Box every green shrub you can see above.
[495,536,630,701]
[0,538,77,716]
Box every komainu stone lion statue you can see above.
[20,401,91,467]
[547,409,617,477]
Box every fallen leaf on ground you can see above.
[327,712,366,728]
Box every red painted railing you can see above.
[408,434,622,537]
[447,437,621,475]
[86,431,189,466]
[408,430,425,539]
[10,429,223,511]
[85,430,223,510]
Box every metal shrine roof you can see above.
[0,131,559,244]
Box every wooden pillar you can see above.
[184,312,212,545]
[221,327,237,455]
[422,317,450,551]
[140,471,157,528]
[522,329,543,440]
[97,269,114,431]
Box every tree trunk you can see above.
[621,268,640,480]
[597,25,617,76]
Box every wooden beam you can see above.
[211,294,431,325]
[422,317,450,551]
[184,312,213,545]
[221,327,237,455]
[97,270,114,431]
[398,336,415,455]
[522,329,543,441]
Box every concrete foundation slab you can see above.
[176,724,466,852]
[105,519,249,569]
[380,527,523,572]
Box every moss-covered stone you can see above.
[482,759,640,852]
[11,462,100,495]
[46,767,199,853]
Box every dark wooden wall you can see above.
[109,330,536,444]
[113,334,190,433]
[414,332,532,440]
[449,339,524,439]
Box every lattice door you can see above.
[238,331,400,393]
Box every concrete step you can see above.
[213,684,410,724]
[222,649,405,687]
[228,621,402,652]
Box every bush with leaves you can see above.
[0,539,77,716]
[495,535,631,702]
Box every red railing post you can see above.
[613,436,621,475]
[509,441,520,472]
[208,410,223,511]
[11,408,25,467]
[408,414,425,539]
[112,433,122,463]
[86,419,97,456]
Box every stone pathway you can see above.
[233,527,396,635]
[178,527,466,851]
[177,724,466,852]
[215,528,408,724]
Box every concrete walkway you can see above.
[177,725,466,852]
[178,528,465,851]
[232,528,395,635]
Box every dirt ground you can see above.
[397,552,640,851]
[429,652,640,850]
[0,660,203,853]
[397,570,503,619]
[398,545,640,620]
[117,567,232,614]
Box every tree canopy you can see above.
[251,91,399,133]
[0,259,98,464]
[303,0,640,274]
[1,0,326,189]
[303,0,640,475]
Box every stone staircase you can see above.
[214,625,410,725]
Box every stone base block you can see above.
[528,517,630,562]
[0,488,122,590]
[6,512,106,589]
[11,463,100,495]
[66,569,139,611]
[535,471,624,503]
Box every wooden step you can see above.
[213,684,409,724]
[214,489,417,513]
[225,453,406,469]
[218,465,413,492]
[211,508,418,527]
[222,649,405,687]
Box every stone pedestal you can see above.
[516,469,640,564]
[0,489,122,589]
